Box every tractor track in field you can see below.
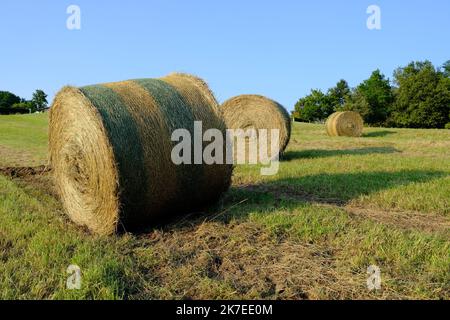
[343,205,450,235]
[0,165,50,178]
[235,183,450,235]
[1,168,448,235]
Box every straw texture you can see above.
[49,74,232,235]
[221,95,291,161]
[325,111,364,137]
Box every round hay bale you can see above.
[220,95,291,161]
[49,73,232,235]
[325,111,364,137]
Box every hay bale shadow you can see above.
[363,130,397,137]
[160,169,447,230]
[283,147,400,161]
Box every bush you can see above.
[291,111,301,122]
[11,102,35,112]
[445,123,450,129]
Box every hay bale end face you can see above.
[325,111,364,137]
[49,74,232,235]
[220,95,291,160]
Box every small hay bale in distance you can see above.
[325,111,364,137]
[49,73,233,235]
[220,95,291,160]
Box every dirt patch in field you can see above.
[141,221,382,300]
[0,166,58,199]
[0,165,50,178]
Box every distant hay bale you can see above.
[325,111,364,137]
[49,73,232,235]
[221,95,291,161]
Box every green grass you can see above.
[0,115,449,299]
[235,124,450,215]
[0,113,48,166]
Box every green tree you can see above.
[31,89,48,111]
[390,61,450,128]
[294,89,333,122]
[328,79,351,110]
[442,60,450,78]
[339,88,371,120]
[0,91,21,108]
[356,70,394,125]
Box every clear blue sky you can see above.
[1,0,449,111]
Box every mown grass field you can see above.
[0,113,449,299]
[0,114,48,167]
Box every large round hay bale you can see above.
[49,73,232,235]
[220,95,291,161]
[325,111,364,137]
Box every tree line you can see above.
[0,89,48,114]
[292,60,450,129]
